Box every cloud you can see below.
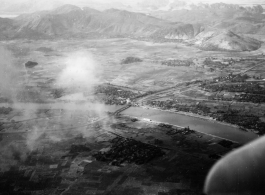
[55,51,101,93]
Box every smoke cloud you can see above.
[25,51,106,150]
[55,50,101,95]
[0,49,108,172]
[0,46,21,101]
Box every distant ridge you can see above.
[0,5,202,40]
[0,4,262,52]
[151,3,265,36]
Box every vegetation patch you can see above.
[25,61,38,68]
[121,57,143,64]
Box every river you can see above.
[0,102,259,144]
[121,107,259,144]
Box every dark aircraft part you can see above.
[204,136,265,195]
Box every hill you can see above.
[194,30,262,51]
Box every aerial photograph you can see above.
[0,0,265,194]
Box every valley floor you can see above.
[0,38,265,194]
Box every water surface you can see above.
[122,107,259,144]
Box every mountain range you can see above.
[151,3,265,35]
[0,3,263,52]
[0,5,204,40]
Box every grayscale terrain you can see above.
[0,1,265,195]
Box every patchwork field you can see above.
[3,38,265,95]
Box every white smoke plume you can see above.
[0,46,26,172]
[0,49,109,172]
[55,50,101,95]
[25,51,107,150]
[0,46,21,101]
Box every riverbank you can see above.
[0,102,258,144]
[139,105,256,134]
[121,114,240,144]
[121,106,258,144]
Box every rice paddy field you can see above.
[3,38,264,94]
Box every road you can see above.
[137,60,265,104]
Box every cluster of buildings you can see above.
[234,93,265,104]
[203,82,264,94]
[203,57,236,66]
[161,59,195,67]
[165,126,195,136]
[217,111,265,135]
[93,137,165,166]
[121,57,143,64]
[203,81,265,103]
[96,85,140,105]
[201,73,250,85]
[147,100,211,117]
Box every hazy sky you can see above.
[57,0,264,5]
[1,0,264,14]
[189,0,265,4]
[3,0,265,5]
[75,0,263,5]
